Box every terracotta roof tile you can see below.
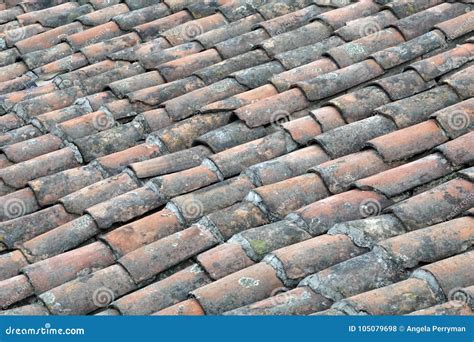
[412,251,474,300]
[250,173,329,220]
[382,0,444,19]
[334,9,398,41]
[314,115,397,158]
[113,3,170,31]
[388,177,474,230]
[297,59,384,101]
[153,298,204,315]
[371,30,446,70]
[119,224,219,283]
[67,21,123,51]
[0,274,34,308]
[0,250,27,281]
[0,147,81,188]
[0,303,49,316]
[408,43,473,82]
[409,300,474,316]
[73,121,146,162]
[21,215,99,262]
[260,20,332,56]
[86,184,164,229]
[133,10,192,41]
[0,203,75,248]
[230,220,311,261]
[113,264,211,315]
[224,286,329,315]
[367,120,449,162]
[129,76,204,106]
[76,3,129,27]
[328,214,405,249]
[23,241,114,294]
[312,150,389,194]
[301,251,402,302]
[169,175,255,224]
[310,105,346,132]
[191,262,283,314]
[235,88,310,127]
[436,131,474,166]
[435,11,474,40]
[164,78,246,120]
[355,153,453,197]
[200,84,277,112]
[392,2,469,40]
[197,243,255,280]
[1,23,46,49]
[376,217,473,270]
[282,115,321,145]
[271,234,366,284]
[288,189,391,236]
[245,145,329,186]
[25,4,93,28]
[205,202,269,241]
[208,131,297,178]
[15,22,83,54]
[375,85,460,128]
[40,264,136,315]
[317,0,381,30]
[335,278,438,315]
[442,63,474,100]
[370,70,434,101]
[274,35,343,70]
[270,57,338,92]
[103,208,182,257]
[327,28,405,68]
[59,172,138,215]
[215,28,269,58]
[258,4,323,36]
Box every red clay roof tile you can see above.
[102,208,182,257]
[119,224,219,283]
[335,278,438,315]
[389,177,474,230]
[436,131,474,166]
[23,241,115,294]
[312,150,389,194]
[297,59,384,101]
[225,286,329,315]
[355,153,453,197]
[113,264,211,315]
[21,214,99,262]
[367,120,449,162]
[192,262,284,315]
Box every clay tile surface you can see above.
[0,0,472,317]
